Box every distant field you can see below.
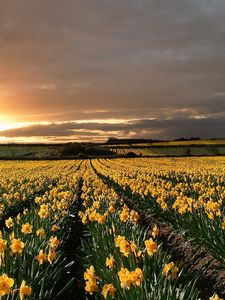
[108,140,225,157]
[106,139,225,147]
[0,143,114,159]
[0,139,225,159]
[0,145,51,158]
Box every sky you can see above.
[0,0,225,143]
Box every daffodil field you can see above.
[0,161,83,299]
[0,158,225,299]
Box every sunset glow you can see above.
[0,116,18,131]
[0,1,224,143]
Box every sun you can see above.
[0,123,16,131]
[0,115,18,132]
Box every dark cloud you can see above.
[1,116,225,142]
[0,0,224,140]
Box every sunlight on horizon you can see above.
[0,115,40,135]
[0,115,19,131]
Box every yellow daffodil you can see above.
[0,274,14,296]
[106,255,115,269]
[21,223,32,234]
[19,280,32,300]
[5,217,13,229]
[102,284,116,299]
[10,239,24,255]
[36,250,47,265]
[145,238,158,256]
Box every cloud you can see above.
[1,115,225,142]
[0,0,224,139]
